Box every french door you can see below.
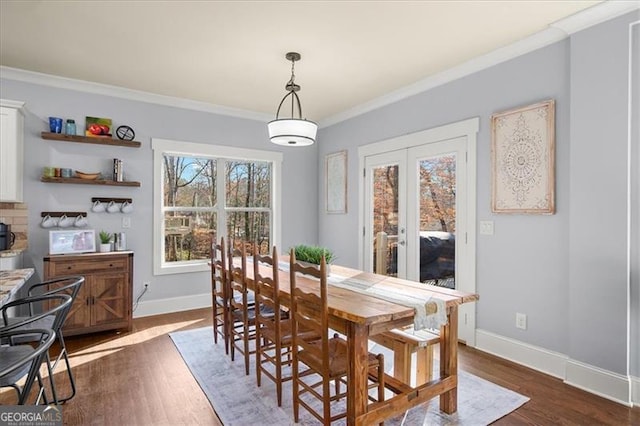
[360,120,477,345]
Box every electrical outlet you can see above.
[122,217,131,228]
[516,312,527,330]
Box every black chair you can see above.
[2,276,83,404]
[0,328,56,405]
[1,293,72,404]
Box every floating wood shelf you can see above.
[40,177,141,187]
[41,211,87,218]
[41,131,141,148]
[91,197,132,204]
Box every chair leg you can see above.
[243,320,250,375]
[256,329,262,387]
[44,352,59,405]
[56,345,77,403]
[377,354,385,426]
[292,355,299,422]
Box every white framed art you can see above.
[326,150,347,214]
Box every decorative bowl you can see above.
[75,171,100,180]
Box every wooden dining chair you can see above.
[290,251,385,425]
[254,245,320,406]
[228,240,257,375]
[210,236,230,354]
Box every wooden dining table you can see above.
[241,259,479,425]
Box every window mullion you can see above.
[218,158,227,241]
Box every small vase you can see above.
[99,243,112,253]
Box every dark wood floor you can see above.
[2,308,638,425]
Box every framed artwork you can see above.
[491,99,555,214]
[326,150,347,214]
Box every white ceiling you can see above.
[0,1,607,124]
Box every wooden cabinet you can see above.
[0,100,25,201]
[44,251,133,336]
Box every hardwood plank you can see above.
[2,308,638,426]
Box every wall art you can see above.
[326,150,347,214]
[491,99,555,214]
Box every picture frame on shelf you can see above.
[85,116,113,138]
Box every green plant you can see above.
[99,231,112,244]
[292,244,335,265]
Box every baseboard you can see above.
[475,329,632,406]
[475,329,567,378]
[565,359,630,406]
[632,375,640,407]
[133,292,211,318]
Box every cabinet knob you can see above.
[67,266,72,270]
[109,264,113,267]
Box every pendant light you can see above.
[268,52,317,146]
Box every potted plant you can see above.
[98,230,112,252]
[292,244,335,270]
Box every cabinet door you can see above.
[57,279,91,331]
[91,272,129,328]
[0,105,24,202]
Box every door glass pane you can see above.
[418,154,456,287]
[372,165,399,277]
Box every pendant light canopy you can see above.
[268,52,317,146]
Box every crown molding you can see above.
[0,66,272,123]
[1,2,636,129]
[319,0,639,128]
[552,0,639,35]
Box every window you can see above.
[152,139,282,275]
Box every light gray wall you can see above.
[0,79,319,305]
[568,11,637,375]
[318,11,639,376]
[319,40,571,354]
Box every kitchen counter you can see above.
[0,268,34,307]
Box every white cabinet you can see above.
[0,99,25,202]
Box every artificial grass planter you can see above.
[291,244,335,265]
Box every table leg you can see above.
[393,340,411,384]
[346,322,369,425]
[440,305,458,413]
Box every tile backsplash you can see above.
[0,202,28,250]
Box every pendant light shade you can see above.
[268,52,317,146]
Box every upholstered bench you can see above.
[370,326,440,386]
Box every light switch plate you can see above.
[480,220,494,235]
[122,217,131,228]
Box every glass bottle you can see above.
[65,119,76,135]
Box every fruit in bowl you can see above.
[75,171,101,180]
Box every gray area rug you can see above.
[170,327,528,425]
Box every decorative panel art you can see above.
[491,100,555,214]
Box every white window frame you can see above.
[152,138,283,275]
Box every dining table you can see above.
[240,258,479,425]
